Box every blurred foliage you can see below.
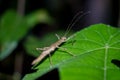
[26,9,54,27]
[24,31,65,57]
[0,9,54,60]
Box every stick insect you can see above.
[31,11,90,65]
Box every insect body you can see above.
[31,11,90,65]
[31,36,66,65]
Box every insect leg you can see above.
[55,34,60,40]
[57,47,75,56]
[71,39,76,46]
[48,53,53,68]
[36,47,49,51]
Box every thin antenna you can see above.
[64,11,90,37]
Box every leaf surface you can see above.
[23,24,120,80]
[0,10,27,60]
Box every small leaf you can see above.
[23,24,120,80]
[0,41,17,60]
[26,9,54,27]
[0,10,27,42]
[0,10,27,60]
[0,9,54,60]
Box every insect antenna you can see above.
[64,11,90,37]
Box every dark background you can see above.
[0,0,119,80]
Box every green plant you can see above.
[0,9,53,61]
[23,24,120,80]
[0,9,54,79]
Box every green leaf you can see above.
[23,24,120,80]
[0,9,54,60]
[26,9,54,27]
[0,41,17,60]
[0,10,28,60]
[0,10,27,42]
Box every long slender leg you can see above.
[71,40,76,46]
[55,34,60,40]
[48,53,53,68]
[36,47,49,51]
[57,47,75,56]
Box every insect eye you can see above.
[64,37,66,40]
